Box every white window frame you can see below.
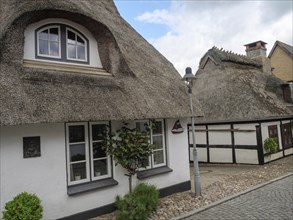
[66,27,88,62]
[151,119,166,168]
[66,122,90,186]
[135,120,152,170]
[89,122,111,181]
[135,119,167,169]
[37,25,61,59]
[66,121,111,186]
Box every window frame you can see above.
[66,27,88,62]
[36,25,61,59]
[35,24,90,64]
[135,119,167,170]
[135,120,152,170]
[151,119,166,168]
[66,121,111,186]
[268,124,280,150]
[66,122,90,186]
[89,122,112,181]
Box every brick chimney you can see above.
[244,40,271,74]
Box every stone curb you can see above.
[171,172,293,220]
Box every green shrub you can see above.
[2,192,43,220]
[115,183,159,220]
[264,137,278,155]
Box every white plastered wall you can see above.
[234,123,258,164]
[0,118,190,219]
[191,125,207,162]
[208,125,232,163]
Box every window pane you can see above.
[93,142,106,158]
[71,162,86,181]
[77,45,86,60]
[39,29,49,40]
[77,35,85,45]
[69,125,85,143]
[67,30,76,44]
[94,159,108,177]
[39,39,48,55]
[68,44,76,59]
[50,41,59,56]
[141,157,150,167]
[153,136,163,150]
[92,124,106,141]
[70,144,85,162]
[153,121,163,134]
[136,122,148,132]
[154,150,164,165]
[50,28,59,41]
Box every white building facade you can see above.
[0,119,190,219]
[189,117,293,165]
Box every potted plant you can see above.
[74,171,81,180]
[264,137,278,162]
[95,170,101,176]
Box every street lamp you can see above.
[182,67,201,197]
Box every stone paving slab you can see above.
[191,163,260,191]
[175,174,293,220]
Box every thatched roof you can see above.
[194,47,292,122]
[0,0,202,126]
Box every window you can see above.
[37,26,60,58]
[36,24,89,64]
[90,122,111,180]
[268,125,278,139]
[66,28,86,61]
[135,119,166,169]
[268,125,279,149]
[66,122,111,186]
[281,123,293,149]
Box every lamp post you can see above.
[182,67,201,197]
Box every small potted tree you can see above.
[102,122,154,193]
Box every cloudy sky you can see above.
[114,0,293,76]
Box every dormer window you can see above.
[37,26,61,58]
[66,29,86,61]
[24,19,107,75]
[35,24,89,64]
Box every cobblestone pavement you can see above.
[95,156,293,220]
[183,175,293,220]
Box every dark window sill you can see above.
[68,178,118,196]
[137,166,173,180]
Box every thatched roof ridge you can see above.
[0,0,203,126]
[199,47,262,69]
[194,47,292,122]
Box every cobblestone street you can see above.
[183,175,293,220]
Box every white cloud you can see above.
[136,0,293,75]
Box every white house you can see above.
[190,41,293,165]
[0,1,203,219]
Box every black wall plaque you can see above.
[23,136,41,158]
